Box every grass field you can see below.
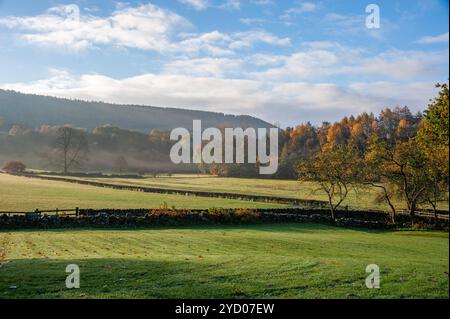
[0,224,448,299]
[41,174,449,211]
[0,174,286,211]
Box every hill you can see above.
[0,89,272,132]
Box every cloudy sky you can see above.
[0,0,448,126]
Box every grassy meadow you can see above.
[0,224,448,299]
[0,173,286,211]
[1,173,448,299]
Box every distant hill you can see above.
[0,89,272,132]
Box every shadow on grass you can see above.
[0,257,311,299]
[0,223,402,235]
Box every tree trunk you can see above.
[64,150,68,175]
[387,200,396,224]
[409,203,416,225]
[329,205,336,223]
[428,200,438,220]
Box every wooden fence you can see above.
[0,208,79,217]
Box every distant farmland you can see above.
[0,174,286,211]
[35,173,450,211]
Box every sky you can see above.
[0,0,448,126]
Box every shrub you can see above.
[2,160,26,173]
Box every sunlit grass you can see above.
[41,174,448,211]
[0,174,286,211]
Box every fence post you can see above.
[76,207,79,217]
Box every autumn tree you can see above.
[325,122,350,149]
[297,145,361,221]
[49,126,89,174]
[366,135,432,220]
[416,83,449,216]
[349,123,366,155]
[1,160,26,173]
[376,106,422,145]
[364,134,398,223]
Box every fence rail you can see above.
[0,208,79,216]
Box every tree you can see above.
[366,135,430,220]
[114,155,128,175]
[364,134,398,223]
[325,122,350,149]
[297,145,361,221]
[1,160,26,173]
[50,126,89,174]
[416,83,449,217]
[420,83,449,147]
[421,156,449,217]
[376,106,422,145]
[349,123,367,155]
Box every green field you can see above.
[40,174,449,211]
[0,224,448,299]
[0,174,286,211]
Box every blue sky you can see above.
[0,0,448,125]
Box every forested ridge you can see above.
[0,89,271,132]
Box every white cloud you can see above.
[247,53,285,66]
[0,4,190,52]
[230,30,291,49]
[239,18,267,26]
[417,32,449,44]
[0,70,440,125]
[349,81,440,105]
[280,2,318,24]
[178,31,235,56]
[177,30,290,56]
[252,0,275,6]
[341,50,448,80]
[163,57,242,77]
[251,43,448,81]
[0,4,290,57]
[320,12,397,40]
[178,0,209,11]
[219,0,241,11]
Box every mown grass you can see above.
[0,174,286,211]
[42,174,449,211]
[0,224,448,299]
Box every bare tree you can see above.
[114,155,128,175]
[50,126,89,174]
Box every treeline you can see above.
[0,124,194,174]
[199,84,449,222]
[0,89,270,132]
[296,84,449,222]
[203,101,424,179]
